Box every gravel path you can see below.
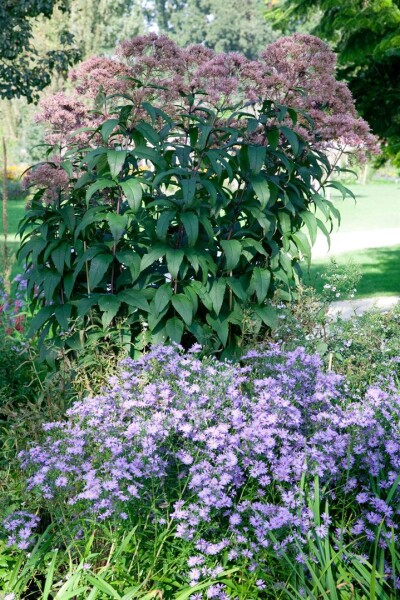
[311,225,400,318]
[328,295,400,319]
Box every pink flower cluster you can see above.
[36,33,378,157]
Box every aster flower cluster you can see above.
[7,344,400,593]
[3,511,40,550]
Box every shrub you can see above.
[20,95,350,358]
[0,275,30,412]
[4,344,400,597]
[262,268,400,391]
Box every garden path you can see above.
[312,224,400,318]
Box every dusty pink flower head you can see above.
[70,56,134,98]
[36,92,88,147]
[23,156,69,205]
[34,33,379,162]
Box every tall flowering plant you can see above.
[20,92,350,357]
[6,345,400,596]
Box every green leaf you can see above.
[313,193,330,220]
[107,150,127,178]
[227,277,248,301]
[248,145,266,174]
[118,289,149,312]
[301,211,318,245]
[101,119,119,142]
[154,283,172,315]
[60,206,75,231]
[181,178,196,205]
[156,210,175,242]
[72,296,99,318]
[166,248,185,279]
[171,293,193,325]
[140,246,165,272]
[89,254,113,290]
[209,279,226,316]
[316,217,331,249]
[107,213,128,242]
[51,242,70,275]
[85,574,122,599]
[98,295,121,329]
[180,212,199,247]
[220,239,242,271]
[253,304,278,328]
[166,316,184,343]
[190,280,212,311]
[86,179,117,204]
[135,121,160,145]
[54,303,72,330]
[252,267,271,303]
[206,314,229,346]
[266,127,279,149]
[251,174,270,209]
[280,126,299,155]
[43,269,61,302]
[278,211,292,234]
[28,305,54,336]
[120,179,143,212]
[292,230,312,262]
[116,250,141,282]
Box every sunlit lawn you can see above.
[304,245,400,298]
[0,199,26,280]
[328,182,400,232]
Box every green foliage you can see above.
[268,0,400,165]
[0,0,80,102]
[165,0,276,58]
[262,277,400,392]
[19,97,343,358]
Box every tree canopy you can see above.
[151,0,276,58]
[0,0,81,102]
[269,0,400,165]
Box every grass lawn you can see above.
[0,199,26,280]
[303,244,400,298]
[329,182,400,232]
[307,182,400,298]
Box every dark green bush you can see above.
[19,97,345,359]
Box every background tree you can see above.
[268,0,400,166]
[0,0,80,103]
[168,0,276,57]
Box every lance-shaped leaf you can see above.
[253,304,278,329]
[120,179,143,212]
[86,179,117,204]
[252,267,271,303]
[209,279,226,316]
[154,283,173,315]
[107,150,127,178]
[180,212,199,247]
[166,316,184,343]
[171,293,193,325]
[98,295,121,329]
[107,213,128,242]
[89,254,114,290]
[166,248,184,279]
[220,239,241,271]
